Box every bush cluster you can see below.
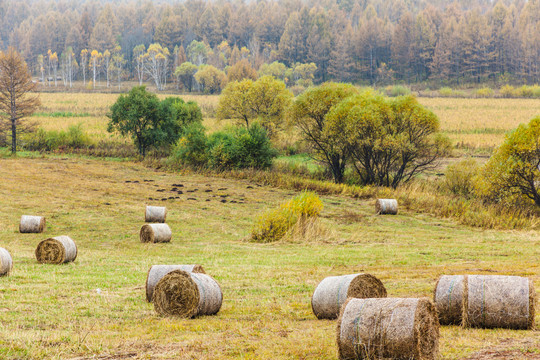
[170,122,277,170]
[499,84,540,98]
[250,191,323,243]
[23,124,93,151]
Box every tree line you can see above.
[1,0,539,88]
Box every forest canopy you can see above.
[2,0,539,87]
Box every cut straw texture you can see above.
[0,248,13,276]
[434,275,536,329]
[140,224,172,243]
[153,270,222,318]
[311,273,387,319]
[145,206,167,223]
[337,297,439,360]
[375,199,398,215]
[19,215,46,233]
[433,275,465,325]
[35,236,77,264]
[146,264,206,302]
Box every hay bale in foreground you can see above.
[35,236,77,264]
[463,275,535,330]
[153,270,222,318]
[375,199,398,215]
[145,206,167,223]
[337,297,439,360]
[311,273,387,319]
[0,248,13,276]
[19,215,46,233]
[140,224,172,243]
[434,275,465,325]
[146,264,206,302]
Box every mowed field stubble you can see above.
[0,93,538,359]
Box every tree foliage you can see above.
[0,47,40,154]
[107,86,200,156]
[217,76,292,136]
[478,116,540,206]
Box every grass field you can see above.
[33,93,540,152]
[0,156,538,359]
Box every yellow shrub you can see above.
[475,87,494,98]
[250,191,323,243]
[499,84,515,98]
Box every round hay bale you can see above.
[35,236,77,264]
[375,199,398,215]
[145,206,167,223]
[311,273,387,319]
[146,264,206,302]
[433,275,465,325]
[140,224,172,243]
[19,215,46,233]
[153,270,223,318]
[337,297,439,360]
[463,275,535,329]
[0,247,13,276]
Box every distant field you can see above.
[0,157,538,359]
[33,93,540,153]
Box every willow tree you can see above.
[0,48,40,154]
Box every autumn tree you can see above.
[175,62,198,92]
[133,44,146,85]
[90,50,102,89]
[144,43,170,91]
[227,58,257,82]
[194,65,227,94]
[0,48,40,154]
[290,82,358,183]
[478,116,540,206]
[217,76,292,137]
[80,49,89,85]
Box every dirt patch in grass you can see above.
[463,338,540,360]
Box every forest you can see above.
[0,0,538,89]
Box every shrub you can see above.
[443,159,480,198]
[170,123,277,170]
[475,87,494,98]
[499,84,515,98]
[250,191,323,243]
[169,123,208,168]
[23,124,93,152]
[438,87,454,97]
[515,85,534,98]
[531,85,540,98]
[385,85,411,97]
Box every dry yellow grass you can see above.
[419,98,540,150]
[32,93,540,152]
[0,156,538,359]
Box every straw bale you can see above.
[35,236,77,264]
[375,199,398,215]
[153,270,222,318]
[145,206,167,223]
[0,247,13,276]
[463,275,535,330]
[146,264,206,302]
[19,215,46,233]
[140,224,172,243]
[337,297,439,360]
[434,275,465,325]
[312,273,387,319]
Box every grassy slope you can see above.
[0,157,538,359]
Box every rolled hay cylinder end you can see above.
[434,275,465,325]
[146,264,206,302]
[35,236,77,264]
[465,275,536,330]
[153,270,223,318]
[145,205,167,223]
[19,215,46,233]
[375,199,398,215]
[311,273,387,320]
[140,223,172,243]
[0,248,13,276]
[337,297,439,360]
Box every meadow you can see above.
[0,156,538,359]
[0,93,539,359]
[32,93,540,153]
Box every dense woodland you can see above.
[1,0,539,89]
